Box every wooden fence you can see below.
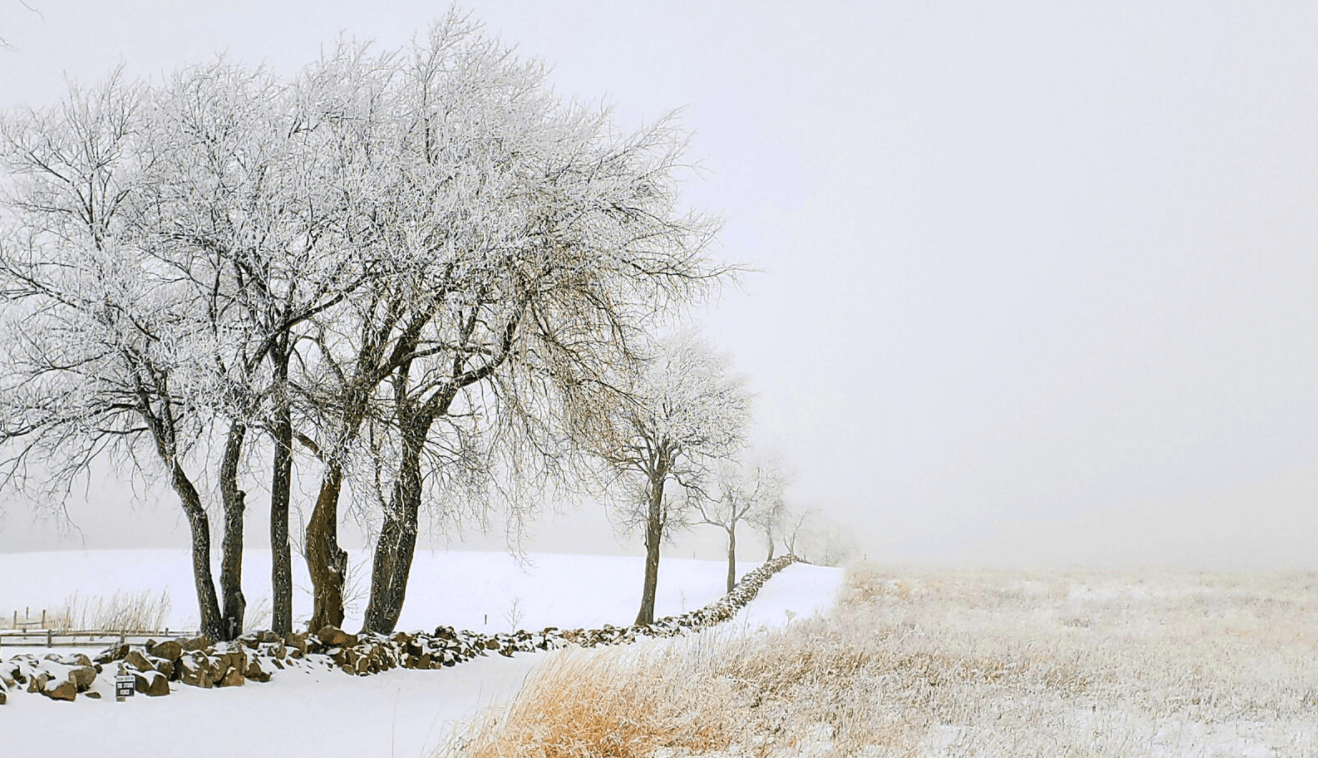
[0,629,195,651]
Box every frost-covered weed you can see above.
[44,589,172,632]
[443,566,1318,757]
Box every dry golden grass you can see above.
[442,565,1318,757]
[447,642,739,758]
[45,589,172,632]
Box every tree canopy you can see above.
[0,12,736,637]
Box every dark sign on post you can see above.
[115,674,135,701]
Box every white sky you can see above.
[1,1,1317,570]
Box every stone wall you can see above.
[0,554,802,702]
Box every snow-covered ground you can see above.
[0,550,843,757]
[0,548,838,634]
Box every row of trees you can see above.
[0,13,816,637]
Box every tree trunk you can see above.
[361,458,416,632]
[363,416,432,634]
[269,354,294,635]
[361,489,420,634]
[362,498,403,634]
[306,464,348,633]
[726,525,737,594]
[635,471,666,626]
[765,524,775,561]
[218,422,247,641]
[169,462,225,641]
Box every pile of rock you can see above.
[1,553,803,702]
[0,653,99,703]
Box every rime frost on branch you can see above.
[0,12,737,639]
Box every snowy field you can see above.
[0,550,842,757]
[8,554,1311,757]
[0,548,838,636]
[769,565,1318,757]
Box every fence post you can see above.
[41,609,47,628]
[47,629,53,647]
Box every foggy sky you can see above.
[1,0,1316,570]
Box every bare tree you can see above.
[780,508,855,566]
[140,57,379,636]
[0,62,366,640]
[0,11,735,641]
[747,457,790,561]
[0,74,234,639]
[782,508,813,557]
[697,459,784,593]
[756,491,787,561]
[254,15,729,634]
[593,332,750,625]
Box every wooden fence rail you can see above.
[0,629,197,651]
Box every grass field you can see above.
[448,565,1318,757]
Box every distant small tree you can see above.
[696,459,784,593]
[812,521,859,567]
[786,508,856,566]
[750,462,789,561]
[592,332,750,625]
[783,508,812,557]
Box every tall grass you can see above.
[44,589,172,633]
[441,565,1318,757]
[244,596,272,633]
[448,642,739,758]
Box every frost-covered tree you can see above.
[0,11,733,639]
[134,60,373,636]
[782,508,812,557]
[265,16,728,635]
[284,23,559,633]
[593,332,750,625]
[696,458,785,593]
[0,74,238,640]
[749,463,790,561]
[0,63,379,640]
[780,508,855,566]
